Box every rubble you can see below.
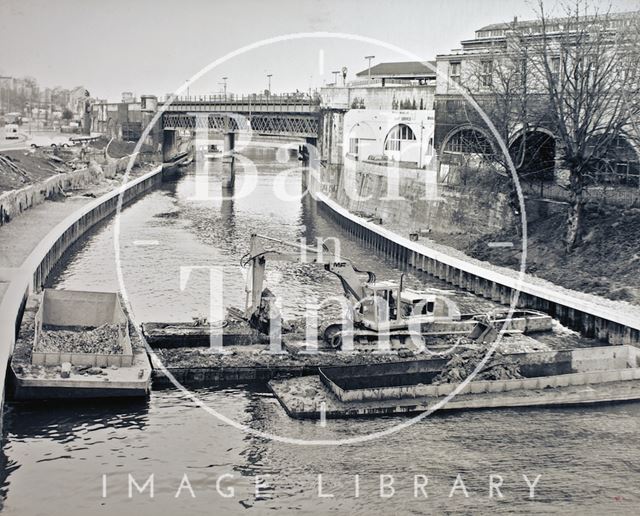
[432,346,523,384]
[36,323,123,354]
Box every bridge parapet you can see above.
[163,93,321,114]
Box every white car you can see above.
[30,135,74,149]
[4,124,20,139]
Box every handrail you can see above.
[166,92,321,106]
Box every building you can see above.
[343,109,435,167]
[354,61,437,86]
[90,95,161,147]
[433,11,640,186]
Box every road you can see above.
[0,127,89,151]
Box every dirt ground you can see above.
[458,204,640,305]
[0,137,157,193]
[90,137,155,159]
[0,149,75,192]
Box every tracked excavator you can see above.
[242,233,446,349]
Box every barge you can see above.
[142,309,553,349]
[10,289,152,400]
[268,345,640,418]
[141,318,265,348]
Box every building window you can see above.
[550,57,561,81]
[384,124,416,152]
[616,162,630,177]
[349,138,359,155]
[514,58,527,87]
[481,60,493,87]
[449,62,461,85]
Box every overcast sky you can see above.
[1,0,638,101]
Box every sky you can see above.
[1,0,639,101]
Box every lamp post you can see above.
[0,76,11,114]
[222,77,228,99]
[267,74,272,94]
[365,55,375,82]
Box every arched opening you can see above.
[509,130,556,182]
[442,127,494,157]
[593,135,640,187]
[106,118,116,138]
[347,122,376,161]
[439,126,497,184]
[384,124,416,161]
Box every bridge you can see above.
[160,93,323,187]
[161,94,321,138]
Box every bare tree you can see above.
[462,23,535,174]
[459,22,551,224]
[530,1,640,250]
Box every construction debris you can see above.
[36,324,123,355]
[432,346,523,384]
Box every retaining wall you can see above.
[332,159,513,234]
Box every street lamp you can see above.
[365,55,375,82]
[0,76,11,114]
[267,74,272,94]
[222,77,228,99]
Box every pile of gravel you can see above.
[432,346,523,384]
[36,324,124,355]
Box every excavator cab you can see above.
[358,281,400,329]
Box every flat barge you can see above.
[268,345,640,418]
[10,289,151,400]
[142,309,553,349]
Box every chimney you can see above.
[513,16,518,24]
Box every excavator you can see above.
[242,233,442,349]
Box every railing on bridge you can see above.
[161,92,321,113]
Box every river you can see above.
[1,146,639,515]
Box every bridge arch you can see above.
[439,124,496,158]
[509,128,556,182]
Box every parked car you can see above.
[4,123,20,139]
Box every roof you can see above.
[476,10,639,33]
[355,61,437,78]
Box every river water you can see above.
[1,147,639,515]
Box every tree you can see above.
[462,19,551,176]
[61,108,73,121]
[458,20,550,228]
[531,1,640,250]
[460,3,640,251]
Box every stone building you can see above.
[433,11,640,188]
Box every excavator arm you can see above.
[243,233,372,318]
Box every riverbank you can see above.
[463,203,640,305]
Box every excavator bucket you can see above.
[248,288,280,335]
[468,319,497,344]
